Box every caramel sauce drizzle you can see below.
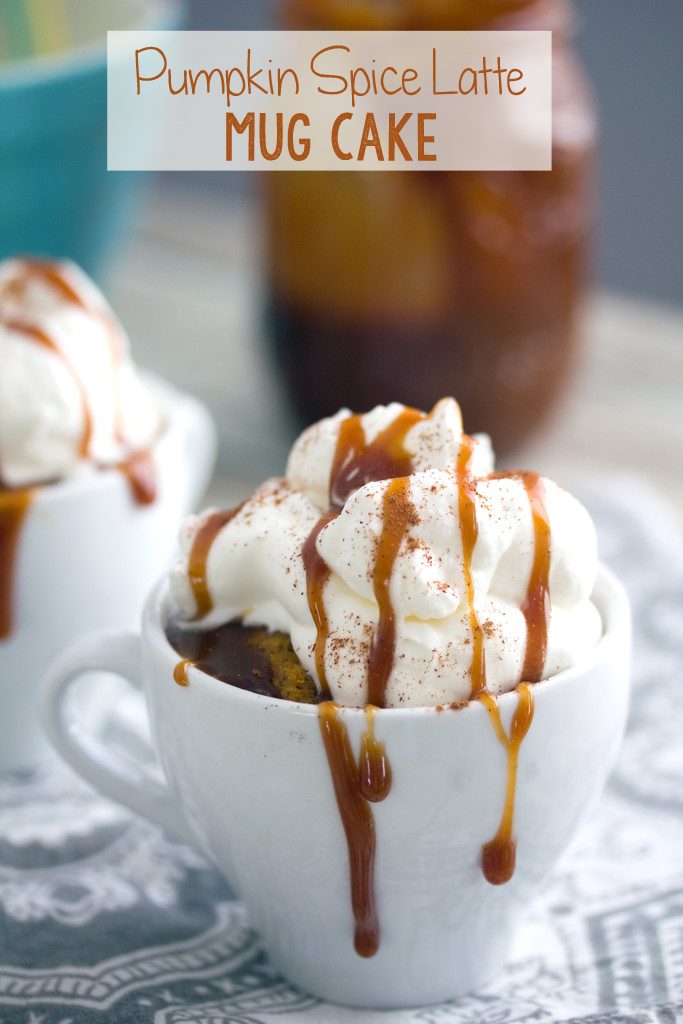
[0,488,34,641]
[329,406,424,508]
[454,439,535,883]
[368,476,417,708]
[303,405,424,704]
[2,262,156,505]
[307,407,423,958]
[20,259,92,313]
[0,315,93,459]
[519,473,552,682]
[19,259,127,440]
[117,450,157,507]
[489,470,551,683]
[475,470,550,884]
[456,434,486,696]
[188,505,245,619]
[478,684,534,884]
[319,701,391,958]
[302,509,340,699]
[173,659,193,687]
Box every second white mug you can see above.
[1,376,215,772]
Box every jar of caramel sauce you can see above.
[266,0,597,452]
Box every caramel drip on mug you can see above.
[456,435,486,695]
[477,684,534,884]
[173,659,194,687]
[473,471,549,884]
[302,509,340,699]
[310,408,422,958]
[0,316,93,459]
[359,705,392,802]
[0,488,34,640]
[117,450,157,506]
[368,476,417,708]
[319,701,391,958]
[188,504,245,618]
[329,406,424,508]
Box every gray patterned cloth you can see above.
[0,477,680,1024]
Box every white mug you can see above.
[41,565,630,1009]
[1,375,215,772]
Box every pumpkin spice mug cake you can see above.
[42,398,630,1008]
[0,257,215,771]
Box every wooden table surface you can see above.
[110,186,683,521]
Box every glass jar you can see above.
[266,0,597,451]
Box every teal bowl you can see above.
[0,0,182,281]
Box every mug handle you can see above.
[41,631,193,844]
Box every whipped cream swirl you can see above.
[171,399,601,707]
[0,258,162,488]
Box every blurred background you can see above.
[184,0,683,307]
[1,0,681,512]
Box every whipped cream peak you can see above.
[171,400,601,708]
[0,258,162,488]
[287,397,493,510]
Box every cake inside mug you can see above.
[0,257,164,638]
[166,397,602,957]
